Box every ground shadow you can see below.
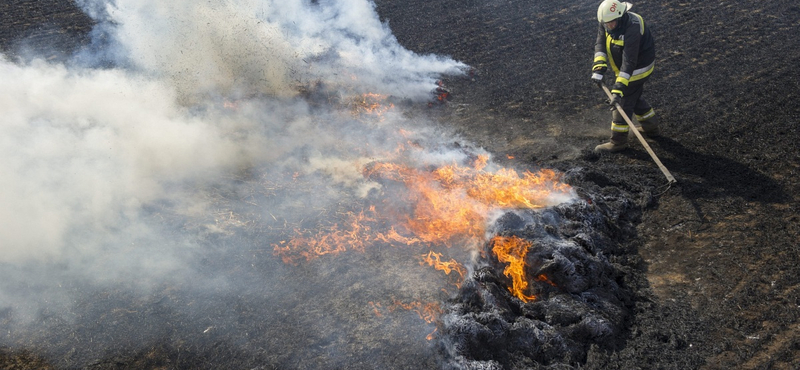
[628,136,789,205]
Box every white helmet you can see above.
[597,0,632,23]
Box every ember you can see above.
[429,80,451,106]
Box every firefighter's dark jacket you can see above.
[594,12,655,89]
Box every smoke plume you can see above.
[0,0,580,368]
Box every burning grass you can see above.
[272,148,574,287]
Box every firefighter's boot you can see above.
[635,111,660,137]
[594,130,628,153]
[636,116,660,137]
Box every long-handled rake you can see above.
[599,84,677,184]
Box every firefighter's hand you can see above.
[591,63,607,85]
[607,93,621,108]
[608,82,624,107]
[591,72,604,85]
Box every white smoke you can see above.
[0,0,468,327]
[0,1,572,366]
[78,0,466,101]
[0,0,465,262]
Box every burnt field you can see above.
[378,0,800,367]
[1,0,799,369]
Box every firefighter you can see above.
[591,0,658,152]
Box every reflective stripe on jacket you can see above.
[594,12,655,87]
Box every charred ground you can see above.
[373,0,799,368]
[1,0,799,369]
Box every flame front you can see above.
[270,96,573,331]
[363,156,571,247]
[274,153,572,268]
[491,235,536,302]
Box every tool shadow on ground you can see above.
[651,137,788,204]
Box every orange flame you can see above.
[369,301,383,317]
[273,208,380,264]
[272,140,572,303]
[491,235,536,302]
[536,274,557,287]
[389,299,441,323]
[275,155,571,263]
[362,157,570,247]
[426,327,438,341]
[364,161,486,245]
[420,251,467,280]
[352,93,394,116]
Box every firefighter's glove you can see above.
[591,72,604,85]
[608,82,624,107]
[607,93,622,108]
[591,63,607,85]
[611,82,626,95]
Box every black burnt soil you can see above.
[372,0,799,368]
[1,0,799,369]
